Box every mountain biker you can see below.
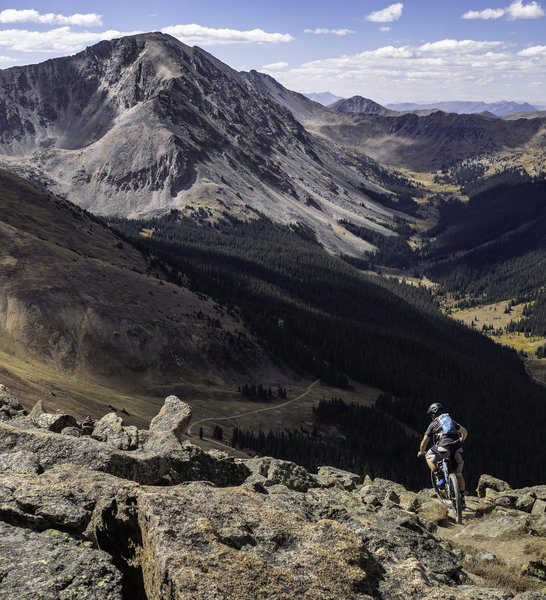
[417,402,468,507]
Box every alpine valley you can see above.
[0,33,546,598]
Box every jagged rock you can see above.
[532,499,546,517]
[142,395,192,452]
[0,449,42,474]
[477,474,512,498]
[92,413,138,450]
[29,399,45,424]
[0,421,249,486]
[522,560,546,581]
[37,411,79,432]
[29,401,80,433]
[362,493,382,507]
[317,466,362,490]
[454,510,530,540]
[531,515,546,536]
[0,521,123,599]
[244,456,317,492]
[149,395,192,440]
[399,492,421,512]
[516,492,537,512]
[0,384,22,411]
[417,500,449,524]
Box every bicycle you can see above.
[430,455,463,524]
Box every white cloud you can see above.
[365,3,403,23]
[0,27,140,53]
[419,39,505,53]
[272,38,546,103]
[462,8,505,19]
[0,55,17,64]
[518,45,546,56]
[304,28,355,35]
[379,26,391,32]
[461,0,544,20]
[506,0,545,18]
[263,61,289,69]
[0,9,102,26]
[161,24,294,45]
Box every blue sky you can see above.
[0,1,545,104]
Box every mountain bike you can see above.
[431,455,463,524]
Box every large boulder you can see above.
[454,510,530,540]
[135,484,376,600]
[244,456,318,492]
[92,413,138,450]
[477,474,512,498]
[146,394,192,451]
[0,521,123,600]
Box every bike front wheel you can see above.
[431,470,449,505]
[448,472,462,524]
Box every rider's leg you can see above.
[454,448,465,492]
[426,455,437,471]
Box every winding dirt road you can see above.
[186,379,320,440]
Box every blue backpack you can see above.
[437,413,457,435]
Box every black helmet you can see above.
[427,402,442,416]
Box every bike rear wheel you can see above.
[431,470,449,505]
[448,472,462,524]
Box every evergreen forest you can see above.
[107,211,546,489]
[426,175,546,336]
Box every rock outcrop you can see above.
[0,385,544,599]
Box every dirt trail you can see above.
[186,379,321,438]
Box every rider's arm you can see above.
[419,434,430,454]
[457,425,468,441]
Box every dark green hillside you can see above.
[109,212,546,489]
[425,176,546,338]
[427,177,546,302]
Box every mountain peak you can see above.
[0,35,398,256]
[329,95,393,115]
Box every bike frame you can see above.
[431,456,462,524]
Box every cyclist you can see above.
[417,402,468,507]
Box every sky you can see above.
[0,1,545,104]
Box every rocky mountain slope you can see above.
[0,33,402,258]
[0,168,290,422]
[0,387,545,600]
[245,71,546,171]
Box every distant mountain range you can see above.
[248,75,546,171]
[385,100,537,116]
[302,95,538,116]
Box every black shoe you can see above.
[460,491,467,509]
[434,471,445,486]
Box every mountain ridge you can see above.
[244,71,546,170]
[0,32,404,258]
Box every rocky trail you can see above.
[0,384,545,600]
